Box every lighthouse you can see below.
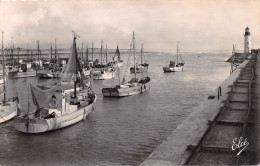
[244,26,251,53]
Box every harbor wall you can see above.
[140,58,252,166]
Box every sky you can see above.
[0,0,260,51]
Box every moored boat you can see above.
[92,42,115,80]
[14,33,97,133]
[102,32,151,97]
[0,31,19,123]
[8,63,37,78]
[163,41,185,72]
[130,44,149,73]
[92,67,114,80]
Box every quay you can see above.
[141,50,260,165]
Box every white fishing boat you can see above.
[92,42,115,80]
[130,44,149,73]
[92,67,114,80]
[102,32,151,97]
[0,31,19,124]
[14,34,97,133]
[8,63,36,78]
[163,41,185,72]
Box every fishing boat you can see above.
[102,32,151,97]
[0,31,19,123]
[8,63,37,78]
[14,34,97,133]
[92,42,115,80]
[163,41,185,72]
[112,45,123,67]
[130,44,149,73]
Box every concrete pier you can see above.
[141,52,259,165]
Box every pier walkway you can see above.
[141,52,259,165]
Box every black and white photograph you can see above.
[0,0,259,165]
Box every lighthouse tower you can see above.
[244,26,251,53]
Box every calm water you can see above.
[0,52,230,166]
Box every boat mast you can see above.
[37,40,40,60]
[105,44,108,66]
[73,33,78,98]
[86,44,88,64]
[17,48,20,67]
[133,32,136,79]
[10,37,13,64]
[27,44,29,60]
[31,51,33,61]
[118,45,120,61]
[92,42,94,61]
[1,31,6,105]
[100,41,103,65]
[55,39,57,61]
[177,41,179,64]
[141,44,143,64]
[50,43,53,60]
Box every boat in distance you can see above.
[14,34,97,133]
[102,32,151,97]
[163,41,185,72]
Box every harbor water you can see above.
[0,51,230,165]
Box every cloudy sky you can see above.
[0,0,259,51]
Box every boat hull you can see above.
[130,66,148,73]
[163,66,183,72]
[102,82,150,97]
[8,70,37,78]
[93,71,115,80]
[0,101,18,123]
[37,73,54,79]
[14,95,97,133]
